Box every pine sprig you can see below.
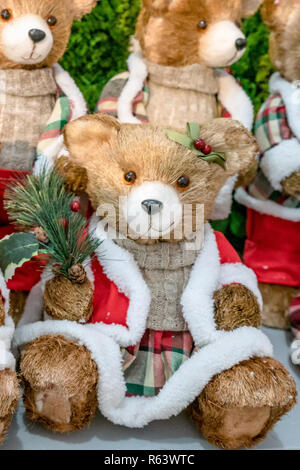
[4,167,100,281]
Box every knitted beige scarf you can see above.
[0,68,57,171]
[146,60,219,131]
[115,238,201,331]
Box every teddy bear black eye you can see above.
[47,16,57,28]
[124,171,137,185]
[176,176,190,190]
[197,20,207,30]
[1,9,12,21]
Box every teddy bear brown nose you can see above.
[28,29,46,43]
[235,38,247,51]
[141,199,163,215]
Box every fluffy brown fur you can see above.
[43,275,93,323]
[189,356,297,449]
[136,0,261,66]
[261,0,300,82]
[0,299,4,326]
[259,283,300,330]
[21,335,98,433]
[55,155,88,195]
[214,284,261,330]
[64,114,257,242]
[282,170,300,198]
[0,0,96,70]
[0,370,20,444]
[8,291,28,325]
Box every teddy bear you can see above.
[0,271,20,444]
[93,0,262,221]
[235,0,300,335]
[0,0,97,319]
[12,114,296,450]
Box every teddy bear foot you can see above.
[0,369,20,444]
[259,283,300,329]
[189,357,297,449]
[20,335,98,433]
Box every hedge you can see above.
[61,2,274,114]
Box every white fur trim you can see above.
[291,340,300,366]
[14,320,272,427]
[219,263,263,309]
[235,187,300,222]
[270,73,300,141]
[181,225,220,346]
[88,217,151,347]
[260,139,300,191]
[211,174,238,220]
[117,52,148,124]
[215,69,254,130]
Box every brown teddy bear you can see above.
[0,0,97,444]
[0,0,97,317]
[235,0,300,333]
[94,0,262,220]
[14,114,296,450]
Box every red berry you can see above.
[71,200,81,212]
[202,144,212,155]
[194,138,206,151]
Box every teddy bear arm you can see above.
[43,275,93,323]
[281,171,300,198]
[214,284,261,331]
[235,159,258,189]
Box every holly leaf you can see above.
[186,122,200,141]
[0,232,39,281]
[165,129,193,149]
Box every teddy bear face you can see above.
[0,0,96,69]
[136,0,262,68]
[261,0,300,82]
[64,115,257,243]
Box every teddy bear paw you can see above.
[0,369,20,444]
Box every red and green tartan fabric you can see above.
[123,329,194,397]
[96,71,229,123]
[249,92,300,208]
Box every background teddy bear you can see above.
[91,0,262,221]
[12,114,296,450]
[0,0,97,320]
[236,0,300,331]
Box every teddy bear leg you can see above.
[259,283,300,329]
[0,370,20,444]
[189,357,297,449]
[20,335,98,433]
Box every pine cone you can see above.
[68,264,86,284]
[34,227,49,244]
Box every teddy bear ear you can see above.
[64,114,121,170]
[241,0,262,18]
[199,119,258,176]
[71,0,97,20]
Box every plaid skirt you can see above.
[122,329,194,397]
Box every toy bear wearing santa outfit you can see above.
[13,115,296,450]
[0,0,97,316]
[235,0,300,333]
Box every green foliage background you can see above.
[61,2,274,114]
